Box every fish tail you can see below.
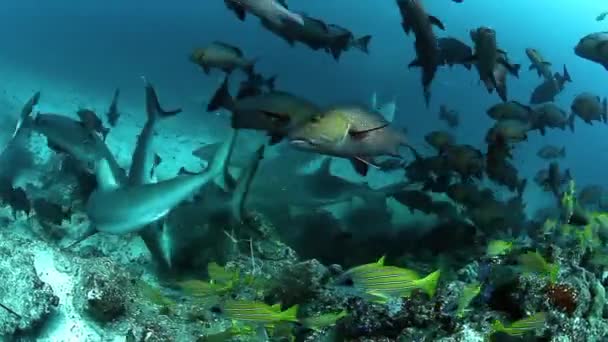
[9,91,39,144]
[491,320,505,334]
[510,63,521,78]
[567,113,575,132]
[281,304,300,322]
[417,269,441,298]
[207,76,234,112]
[353,35,372,54]
[229,145,265,223]
[144,79,182,120]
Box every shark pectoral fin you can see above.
[230,145,265,223]
[95,158,120,191]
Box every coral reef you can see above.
[0,231,58,339]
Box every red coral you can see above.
[545,283,578,315]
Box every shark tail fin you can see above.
[230,145,265,224]
[0,91,40,156]
[144,78,182,121]
[13,91,40,139]
[207,76,234,112]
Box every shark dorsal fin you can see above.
[95,158,119,191]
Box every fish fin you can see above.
[491,320,506,334]
[353,35,372,54]
[268,134,283,145]
[350,158,369,176]
[349,123,389,139]
[211,41,244,57]
[462,54,477,63]
[528,64,536,71]
[107,88,120,127]
[401,21,411,35]
[178,167,198,176]
[560,64,572,83]
[408,58,421,68]
[230,145,264,224]
[499,59,520,77]
[144,79,182,118]
[207,76,233,112]
[559,147,566,158]
[280,304,300,322]
[10,91,39,141]
[417,270,441,298]
[329,45,343,61]
[428,15,445,30]
[603,98,608,123]
[202,64,211,74]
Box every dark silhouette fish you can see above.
[529,65,571,104]
[437,37,473,69]
[396,0,445,107]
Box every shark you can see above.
[9,92,128,185]
[86,128,237,235]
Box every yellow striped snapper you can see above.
[335,256,440,301]
[213,300,299,326]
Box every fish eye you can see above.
[211,305,222,314]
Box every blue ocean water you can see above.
[2,1,605,182]
[1,1,608,340]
